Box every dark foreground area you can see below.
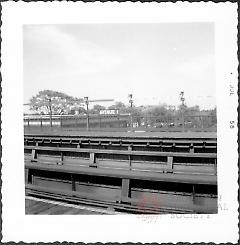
[25,127,217,214]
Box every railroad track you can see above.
[25,133,217,214]
[24,134,217,155]
[26,185,202,214]
[25,196,119,215]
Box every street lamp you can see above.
[83,97,115,131]
[179,91,185,132]
[128,94,133,131]
[179,91,185,107]
[45,97,53,128]
[84,97,89,131]
[49,98,53,127]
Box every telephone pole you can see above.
[83,97,114,131]
[84,97,89,131]
[179,91,186,132]
[128,94,133,131]
[48,98,53,127]
[180,91,185,106]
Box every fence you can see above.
[24,113,216,132]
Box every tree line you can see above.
[26,90,216,125]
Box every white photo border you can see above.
[1,2,238,243]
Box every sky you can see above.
[23,23,215,110]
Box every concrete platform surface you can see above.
[25,128,217,139]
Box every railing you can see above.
[23,114,217,132]
[25,142,217,213]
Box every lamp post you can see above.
[70,97,114,131]
[179,91,185,132]
[84,96,89,131]
[48,98,53,128]
[128,94,133,131]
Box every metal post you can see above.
[130,108,133,131]
[128,94,133,132]
[60,115,62,128]
[71,174,76,191]
[87,104,89,131]
[182,115,185,132]
[121,178,130,203]
[84,97,89,131]
[48,98,52,128]
[75,116,77,128]
[201,116,204,130]
[117,113,120,128]
[179,91,186,132]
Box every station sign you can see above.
[99,109,119,115]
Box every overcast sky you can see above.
[23,23,215,110]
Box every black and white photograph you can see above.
[1,2,238,243]
[23,23,217,215]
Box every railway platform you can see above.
[25,196,118,215]
[25,130,217,214]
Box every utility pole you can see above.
[179,91,186,132]
[180,91,185,107]
[84,97,89,131]
[83,97,114,131]
[128,94,133,131]
[48,98,53,127]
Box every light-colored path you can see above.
[25,196,119,215]
[25,128,217,139]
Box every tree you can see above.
[29,90,81,115]
[129,106,144,126]
[108,102,126,110]
[68,106,86,115]
[143,105,168,118]
[140,105,171,126]
[184,105,200,116]
[89,104,106,114]
[204,107,217,126]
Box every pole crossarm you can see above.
[88,99,114,103]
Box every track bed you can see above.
[25,132,217,214]
[25,128,217,139]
